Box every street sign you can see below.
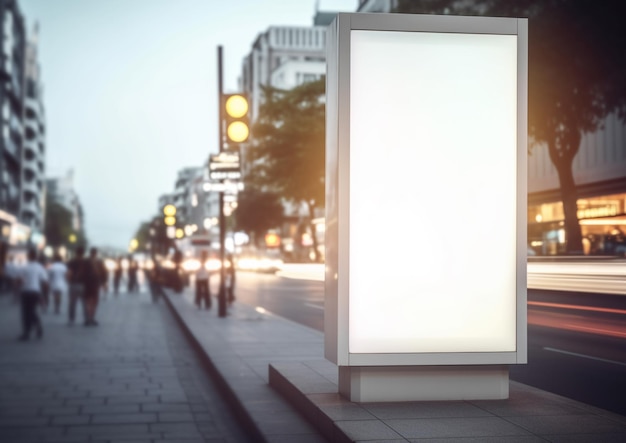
[202,181,244,193]
[209,152,240,180]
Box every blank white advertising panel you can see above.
[349,30,518,354]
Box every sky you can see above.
[19,0,358,251]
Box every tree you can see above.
[249,78,326,259]
[395,0,626,254]
[234,189,284,246]
[44,193,86,248]
[132,221,153,253]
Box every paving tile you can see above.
[158,411,195,422]
[506,414,626,435]
[0,291,255,443]
[141,403,191,413]
[384,417,532,439]
[51,414,91,425]
[91,413,158,424]
[82,404,141,414]
[363,400,492,419]
[334,419,405,440]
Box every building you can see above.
[357,0,397,12]
[528,114,626,255]
[157,166,224,256]
[45,169,84,234]
[0,0,26,219]
[240,10,337,122]
[239,10,342,258]
[21,23,45,231]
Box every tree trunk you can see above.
[547,131,584,255]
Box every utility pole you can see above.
[216,45,227,318]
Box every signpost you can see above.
[325,13,528,402]
[209,152,241,181]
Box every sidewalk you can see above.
[0,288,254,443]
[162,285,626,443]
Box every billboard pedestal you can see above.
[338,365,509,402]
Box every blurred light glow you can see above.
[227,121,249,143]
[225,94,248,118]
[163,204,176,216]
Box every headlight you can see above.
[182,259,200,272]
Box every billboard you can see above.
[325,13,528,368]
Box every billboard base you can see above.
[338,365,509,402]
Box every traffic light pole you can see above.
[217,45,227,318]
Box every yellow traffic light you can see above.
[227,121,249,143]
[175,228,184,239]
[163,204,176,217]
[224,93,249,143]
[163,204,177,227]
[225,94,248,118]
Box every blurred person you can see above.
[3,254,19,303]
[195,251,211,310]
[113,256,123,294]
[15,249,48,341]
[225,253,236,305]
[38,254,50,312]
[127,257,139,293]
[47,254,68,314]
[83,247,106,326]
[67,247,87,325]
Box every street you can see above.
[230,264,626,416]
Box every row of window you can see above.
[271,27,326,49]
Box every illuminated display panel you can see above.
[348,30,518,354]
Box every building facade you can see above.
[528,114,626,255]
[45,170,84,235]
[21,24,45,231]
[238,11,340,258]
[0,0,25,219]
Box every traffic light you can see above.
[163,204,176,227]
[223,93,249,144]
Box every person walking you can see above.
[67,246,87,325]
[127,257,139,293]
[47,254,68,314]
[195,250,211,310]
[15,249,49,341]
[38,254,50,312]
[113,256,123,294]
[225,253,236,305]
[84,247,106,326]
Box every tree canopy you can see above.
[44,193,86,248]
[234,188,284,245]
[395,0,626,253]
[249,78,326,209]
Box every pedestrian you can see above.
[15,249,48,341]
[83,247,106,326]
[113,256,123,294]
[67,246,87,325]
[47,254,68,314]
[3,254,19,303]
[38,254,50,312]
[225,253,236,305]
[127,257,138,293]
[195,250,211,310]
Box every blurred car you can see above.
[236,253,283,273]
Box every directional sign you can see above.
[202,181,244,193]
[209,152,241,180]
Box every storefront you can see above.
[528,191,626,256]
